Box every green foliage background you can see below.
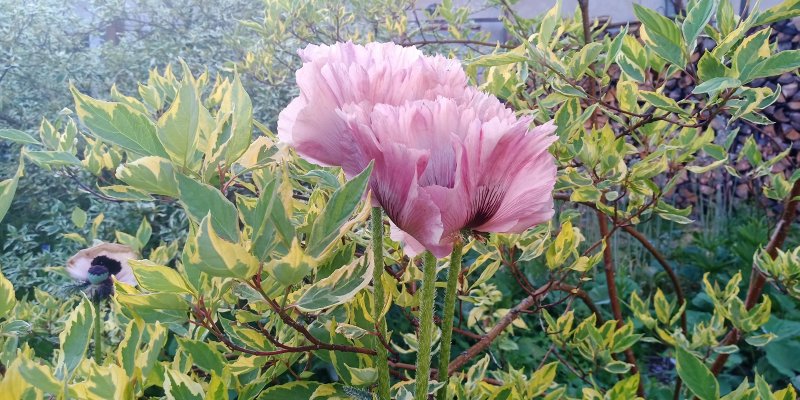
[0,0,800,399]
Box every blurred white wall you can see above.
[416,0,785,24]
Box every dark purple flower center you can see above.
[91,255,122,275]
[465,185,505,229]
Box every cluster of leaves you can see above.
[0,0,799,399]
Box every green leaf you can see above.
[267,238,316,286]
[606,374,640,399]
[682,0,717,47]
[538,1,562,49]
[136,217,152,248]
[157,80,200,169]
[0,129,41,145]
[733,29,771,81]
[569,42,604,78]
[306,163,372,258]
[97,184,154,202]
[753,50,800,79]
[220,74,253,166]
[529,362,558,396]
[0,270,16,319]
[618,55,646,82]
[344,365,377,386]
[0,161,22,225]
[71,86,168,157]
[238,180,279,262]
[294,255,373,312]
[745,332,777,347]
[184,214,258,279]
[18,359,62,394]
[634,4,687,67]
[753,0,800,25]
[24,150,81,168]
[116,318,144,376]
[716,0,735,37]
[71,207,87,229]
[130,260,194,294]
[467,51,527,68]
[697,52,729,81]
[116,156,179,197]
[676,347,719,400]
[258,381,326,399]
[639,91,687,115]
[177,173,239,242]
[58,299,94,379]
[692,77,741,94]
[177,338,225,375]
[164,369,204,400]
[604,360,633,374]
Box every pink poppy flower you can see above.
[277,41,467,178]
[341,88,558,257]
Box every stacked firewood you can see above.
[605,18,800,209]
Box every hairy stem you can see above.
[436,239,464,400]
[371,207,391,400]
[415,251,438,400]
[93,300,103,364]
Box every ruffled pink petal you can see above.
[471,122,558,233]
[341,106,445,253]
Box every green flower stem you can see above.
[93,299,103,364]
[371,207,391,400]
[415,251,438,400]
[436,239,464,400]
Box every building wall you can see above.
[417,0,785,24]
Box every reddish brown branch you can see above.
[554,283,604,325]
[447,282,552,375]
[621,225,688,334]
[597,210,644,397]
[710,179,800,375]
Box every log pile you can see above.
[603,18,800,211]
